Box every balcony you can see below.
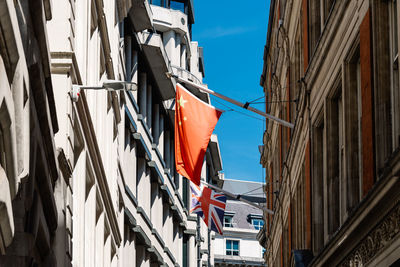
[137,31,176,100]
[207,134,224,187]
[129,0,153,32]
[171,65,209,103]
[150,4,189,35]
[148,0,194,25]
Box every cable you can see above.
[251,99,298,104]
[212,98,265,122]
[247,95,265,104]
[240,186,265,196]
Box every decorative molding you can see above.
[340,203,400,267]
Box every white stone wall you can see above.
[214,232,264,259]
[44,1,221,267]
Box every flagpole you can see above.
[201,181,274,215]
[169,74,294,129]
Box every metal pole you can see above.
[207,229,211,267]
[172,76,294,129]
[201,181,274,215]
[197,216,201,267]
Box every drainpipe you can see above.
[197,216,201,267]
[207,229,211,267]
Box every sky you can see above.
[192,1,271,183]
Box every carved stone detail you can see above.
[340,203,400,267]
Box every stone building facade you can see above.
[0,0,60,265]
[258,0,400,266]
[0,0,223,266]
[213,179,266,267]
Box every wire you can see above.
[247,95,265,104]
[212,98,265,122]
[240,186,265,196]
[251,99,298,104]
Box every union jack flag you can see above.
[190,182,227,235]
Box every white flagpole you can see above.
[170,74,294,129]
[201,181,274,215]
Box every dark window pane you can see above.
[151,0,163,6]
[170,1,185,12]
[233,241,239,250]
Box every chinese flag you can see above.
[175,84,222,186]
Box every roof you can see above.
[222,179,266,203]
[222,179,266,230]
[225,200,263,230]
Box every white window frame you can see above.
[223,215,233,228]
[252,218,264,230]
[225,239,240,256]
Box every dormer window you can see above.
[224,216,233,228]
[224,211,235,228]
[252,219,264,230]
[249,214,264,230]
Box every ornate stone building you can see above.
[258,0,400,266]
[0,0,223,266]
[0,0,59,265]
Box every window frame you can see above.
[225,239,240,256]
[223,215,233,228]
[390,0,400,150]
[251,218,264,230]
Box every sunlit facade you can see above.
[258,1,400,266]
[0,0,223,266]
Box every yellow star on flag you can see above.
[178,95,188,108]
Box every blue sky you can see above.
[192,1,271,183]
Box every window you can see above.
[224,216,233,228]
[308,0,322,56]
[170,1,185,13]
[225,240,239,256]
[149,0,164,6]
[252,219,264,230]
[312,118,324,253]
[344,44,362,213]
[390,0,400,150]
[326,86,343,235]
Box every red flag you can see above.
[175,84,222,186]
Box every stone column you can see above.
[163,30,176,65]
[84,186,96,267]
[137,158,146,205]
[159,113,164,155]
[188,235,196,267]
[175,34,181,67]
[171,140,175,176]
[125,36,132,81]
[95,213,105,267]
[153,104,160,144]
[151,182,158,222]
[181,43,187,69]
[132,50,138,101]
[104,235,111,267]
[164,130,171,171]
[139,73,147,120]
[147,84,152,131]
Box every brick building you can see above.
[257,1,400,266]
